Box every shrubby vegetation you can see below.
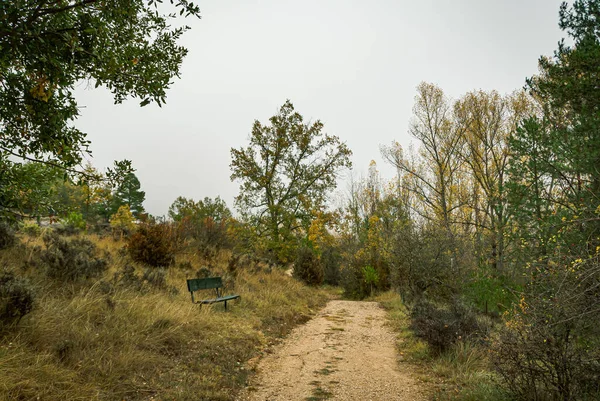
[293,246,323,286]
[310,2,600,399]
[410,298,490,355]
[0,270,34,326]
[0,223,16,250]
[41,232,108,281]
[127,222,180,268]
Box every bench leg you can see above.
[224,300,228,310]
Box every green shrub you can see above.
[127,223,178,267]
[41,232,108,281]
[363,265,379,296]
[293,246,323,286]
[62,211,86,233]
[341,264,370,299]
[0,223,16,250]
[492,256,600,401]
[410,298,489,355]
[20,221,42,237]
[0,270,34,325]
[465,271,517,315]
[322,247,341,285]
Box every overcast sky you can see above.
[74,0,566,217]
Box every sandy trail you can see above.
[238,300,425,401]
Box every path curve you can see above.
[237,300,425,401]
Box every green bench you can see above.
[186,277,240,310]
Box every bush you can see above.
[109,205,136,238]
[341,263,370,299]
[127,222,179,267]
[0,270,34,325]
[410,298,489,355]
[195,217,230,250]
[492,323,600,401]
[389,226,470,302]
[41,232,108,281]
[363,265,379,296]
[293,246,323,286]
[112,264,142,291]
[62,211,86,233]
[464,270,516,315]
[0,223,16,250]
[322,247,341,285]
[492,256,600,400]
[20,221,42,237]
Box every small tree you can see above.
[362,265,379,296]
[112,172,145,218]
[110,205,136,238]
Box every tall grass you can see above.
[0,233,329,401]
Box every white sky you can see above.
[74,0,566,217]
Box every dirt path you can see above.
[238,300,425,401]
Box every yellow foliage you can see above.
[307,211,335,254]
[109,205,136,233]
[29,74,54,102]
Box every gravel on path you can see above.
[237,300,425,401]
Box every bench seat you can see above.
[186,276,240,310]
[199,294,241,304]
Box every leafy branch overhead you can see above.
[0,0,200,167]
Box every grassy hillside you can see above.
[0,231,330,401]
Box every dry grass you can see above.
[0,232,330,401]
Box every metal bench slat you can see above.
[187,277,222,292]
[199,294,241,304]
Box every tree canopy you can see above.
[0,0,199,218]
[168,196,231,223]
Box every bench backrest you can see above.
[187,277,223,293]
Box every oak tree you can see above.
[230,100,352,261]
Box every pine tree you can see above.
[112,173,145,218]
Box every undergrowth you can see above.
[375,292,512,401]
[0,232,330,401]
